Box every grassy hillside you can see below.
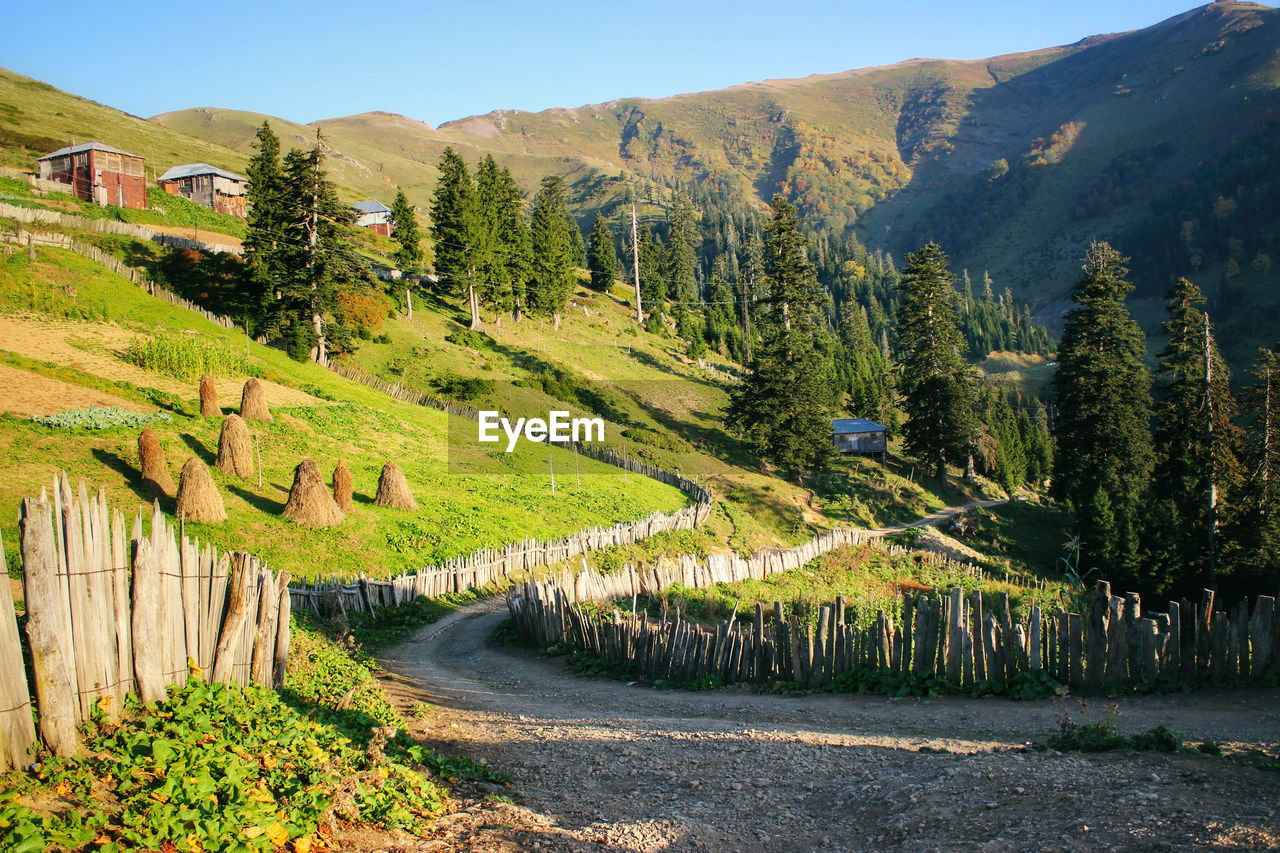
[0,68,247,176]
[0,245,692,582]
[144,2,1280,363]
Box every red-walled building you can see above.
[354,200,393,236]
[37,141,147,209]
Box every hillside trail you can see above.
[369,504,1280,852]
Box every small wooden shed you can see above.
[832,417,887,460]
[37,141,147,209]
[157,163,248,217]
[354,200,392,236]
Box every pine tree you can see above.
[242,121,285,325]
[664,191,699,306]
[528,175,576,324]
[894,243,977,481]
[739,232,765,363]
[1052,242,1153,588]
[726,195,833,480]
[587,214,618,292]
[275,145,368,363]
[389,188,422,272]
[430,148,481,328]
[474,156,530,318]
[1235,346,1280,590]
[1149,278,1244,594]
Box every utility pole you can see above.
[741,271,752,364]
[549,451,556,496]
[1204,312,1218,587]
[309,128,326,366]
[631,201,643,324]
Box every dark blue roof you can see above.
[832,417,885,434]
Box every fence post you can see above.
[0,532,38,769]
[21,495,79,757]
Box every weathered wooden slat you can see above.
[22,495,79,756]
[0,532,38,770]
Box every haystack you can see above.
[374,461,418,511]
[199,374,220,417]
[332,460,354,513]
[240,378,272,422]
[175,457,226,524]
[282,459,344,527]
[138,428,175,495]
[216,414,255,478]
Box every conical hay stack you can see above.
[216,414,255,478]
[199,373,220,417]
[374,461,418,511]
[138,428,175,495]
[175,457,226,523]
[240,377,272,422]
[332,459,354,513]
[283,459,345,527]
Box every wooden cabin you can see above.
[37,141,147,209]
[157,163,248,217]
[832,417,887,460]
[354,200,392,236]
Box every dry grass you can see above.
[175,457,225,523]
[240,378,271,422]
[137,428,174,496]
[215,414,254,479]
[373,461,418,511]
[283,459,345,528]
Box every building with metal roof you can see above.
[832,417,887,459]
[37,141,146,209]
[157,163,248,218]
[354,200,393,235]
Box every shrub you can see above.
[445,329,492,350]
[434,371,494,402]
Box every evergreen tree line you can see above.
[724,206,1051,497]
[1052,242,1279,601]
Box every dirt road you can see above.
[381,599,1280,852]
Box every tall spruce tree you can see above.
[664,191,700,305]
[1052,242,1153,588]
[1235,346,1280,590]
[528,175,576,324]
[275,145,367,363]
[430,148,482,328]
[725,195,833,480]
[587,214,618,292]
[242,121,285,325]
[1149,277,1244,594]
[894,243,977,481]
[389,188,422,273]
[474,156,530,319]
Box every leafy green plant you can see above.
[123,332,259,380]
[0,678,448,853]
[29,406,173,431]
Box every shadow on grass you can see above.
[91,447,174,511]
[179,433,214,464]
[226,482,285,514]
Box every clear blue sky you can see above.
[3,0,1217,127]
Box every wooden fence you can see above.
[509,572,1278,692]
[0,474,290,767]
[0,201,242,255]
[293,362,716,615]
[1,228,238,330]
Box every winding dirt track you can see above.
[382,606,1280,852]
[378,504,1280,851]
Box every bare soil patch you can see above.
[0,314,319,409]
[0,363,152,416]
